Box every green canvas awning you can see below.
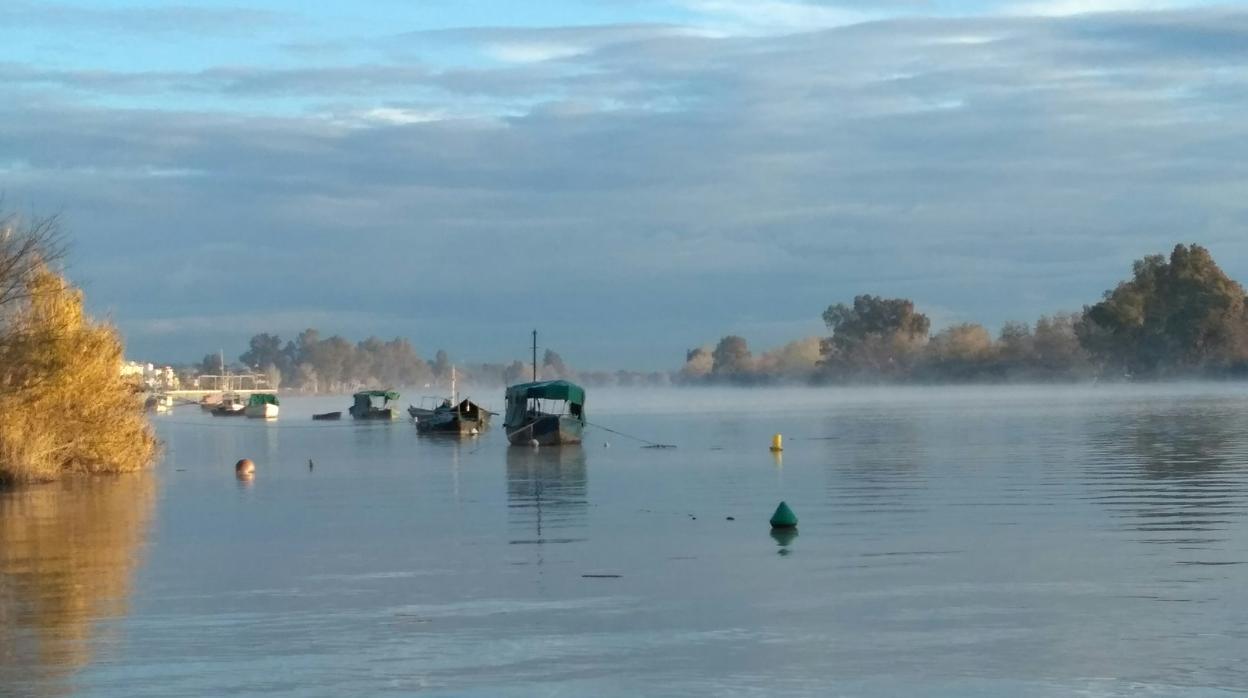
[505,380,585,406]
[354,390,399,401]
[247,393,280,406]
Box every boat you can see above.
[212,394,245,416]
[312,411,341,421]
[503,330,584,446]
[244,393,280,419]
[349,390,401,420]
[413,398,494,435]
[145,393,173,413]
[410,367,494,436]
[504,379,586,445]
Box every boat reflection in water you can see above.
[0,475,155,696]
[506,446,588,547]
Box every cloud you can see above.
[0,1,287,35]
[4,8,1248,366]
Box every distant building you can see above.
[120,361,181,391]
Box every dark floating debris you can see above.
[642,444,676,449]
[769,501,798,529]
[582,574,622,579]
[726,516,735,521]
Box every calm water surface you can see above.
[4,385,1248,696]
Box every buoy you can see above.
[235,458,255,479]
[529,438,540,448]
[769,501,797,528]
[770,433,783,452]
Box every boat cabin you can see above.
[504,380,585,427]
[349,390,400,419]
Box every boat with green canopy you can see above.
[504,379,585,446]
[244,393,280,419]
[349,390,400,420]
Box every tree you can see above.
[928,323,993,363]
[503,360,528,384]
[1033,313,1088,371]
[543,349,568,378]
[711,335,753,378]
[237,334,284,374]
[431,350,451,382]
[754,337,822,380]
[0,212,156,482]
[1077,244,1248,375]
[680,346,714,381]
[820,295,930,378]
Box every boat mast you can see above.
[532,329,538,382]
[451,365,457,405]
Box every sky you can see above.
[3,0,1248,370]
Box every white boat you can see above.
[244,393,280,419]
[212,394,246,416]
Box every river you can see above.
[3,384,1248,696]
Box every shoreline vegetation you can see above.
[202,243,1248,392]
[0,212,157,484]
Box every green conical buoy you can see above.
[769,501,797,528]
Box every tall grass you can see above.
[0,215,157,484]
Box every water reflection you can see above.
[1087,404,1248,545]
[826,413,928,516]
[770,527,798,555]
[0,475,155,697]
[505,447,588,546]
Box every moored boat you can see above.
[504,379,585,446]
[244,393,280,419]
[212,394,245,416]
[410,366,494,436]
[312,411,341,421]
[349,390,400,419]
[414,398,494,435]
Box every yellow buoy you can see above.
[770,433,783,452]
[235,458,255,479]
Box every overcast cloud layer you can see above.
[3,0,1247,368]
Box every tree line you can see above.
[682,244,1248,384]
[200,333,669,393]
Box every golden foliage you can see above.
[0,265,158,484]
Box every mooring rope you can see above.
[583,421,675,449]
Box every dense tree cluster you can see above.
[1076,244,1248,376]
[680,244,1248,384]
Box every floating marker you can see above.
[769,501,797,528]
[235,458,255,479]
[770,433,783,452]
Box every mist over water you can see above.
[5,384,1248,695]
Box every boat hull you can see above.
[312,411,341,421]
[350,407,398,420]
[416,412,491,436]
[506,414,583,446]
[245,404,279,419]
